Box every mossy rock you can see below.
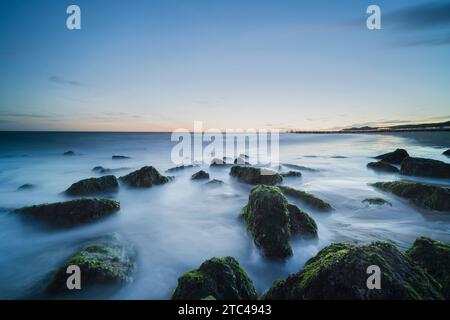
[372,181,450,212]
[263,242,443,300]
[400,157,450,179]
[119,166,170,188]
[65,175,118,196]
[281,171,302,178]
[14,198,120,228]
[375,149,409,164]
[230,166,283,185]
[278,186,332,212]
[406,237,450,299]
[362,198,392,206]
[47,233,136,294]
[367,161,399,173]
[191,170,210,180]
[287,204,317,238]
[172,257,257,300]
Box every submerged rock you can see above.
[65,175,119,196]
[400,157,450,179]
[172,257,257,300]
[362,198,392,206]
[281,171,302,178]
[444,149,450,156]
[47,233,136,294]
[205,179,224,187]
[263,242,443,300]
[367,161,399,173]
[406,237,450,299]
[92,166,112,174]
[17,183,35,190]
[278,186,332,212]
[63,151,75,156]
[234,157,250,165]
[230,166,283,185]
[375,148,409,164]
[119,166,170,188]
[14,198,120,228]
[210,158,228,166]
[242,185,317,259]
[191,170,210,180]
[112,155,131,160]
[166,164,197,173]
[282,163,318,172]
[372,181,450,212]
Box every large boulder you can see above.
[367,161,399,173]
[14,198,120,228]
[263,242,443,300]
[47,234,136,295]
[171,257,257,300]
[400,157,450,179]
[375,148,409,164]
[372,181,450,212]
[191,170,210,180]
[242,185,317,259]
[230,166,283,185]
[444,149,450,156]
[406,237,450,299]
[65,175,118,196]
[278,186,332,212]
[119,166,170,188]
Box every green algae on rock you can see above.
[14,198,120,227]
[406,237,450,299]
[263,242,443,300]
[171,257,257,300]
[287,204,317,237]
[362,198,392,206]
[278,185,332,212]
[400,157,450,179]
[374,148,409,164]
[119,166,170,188]
[230,166,283,185]
[372,181,450,212]
[47,233,136,294]
[367,161,399,173]
[65,175,119,196]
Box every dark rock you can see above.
[18,184,34,190]
[210,158,226,166]
[172,257,257,300]
[406,237,450,299]
[287,204,318,238]
[281,171,302,178]
[14,198,120,228]
[63,151,75,156]
[205,179,224,187]
[112,155,131,160]
[372,181,450,212]
[230,166,283,185]
[92,166,112,174]
[362,198,392,206]
[191,170,210,180]
[400,157,450,179]
[281,163,318,172]
[166,165,197,173]
[367,161,399,173]
[234,157,250,165]
[47,233,136,294]
[263,242,443,300]
[444,149,450,156]
[119,166,170,188]
[278,186,332,212]
[65,175,118,196]
[375,148,409,164]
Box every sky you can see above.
[0,0,449,131]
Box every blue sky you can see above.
[0,0,449,131]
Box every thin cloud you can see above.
[0,112,51,119]
[396,34,450,47]
[385,2,450,30]
[49,76,88,87]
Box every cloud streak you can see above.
[49,76,88,87]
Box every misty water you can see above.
[0,132,449,299]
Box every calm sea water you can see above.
[0,131,449,299]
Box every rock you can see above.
[281,171,302,177]
[63,151,75,156]
[171,257,257,300]
[400,157,450,179]
[278,186,332,212]
[362,198,392,206]
[287,204,318,237]
[406,237,450,299]
[65,175,119,196]
[372,181,450,212]
[367,161,399,173]
[112,155,131,160]
[234,157,250,165]
[119,166,170,188]
[47,233,136,294]
[375,148,409,164]
[17,184,34,190]
[282,163,318,172]
[263,242,443,300]
[205,179,224,187]
[210,158,226,166]
[191,170,210,180]
[230,166,283,185]
[14,198,120,228]
[92,166,112,174]
[331,156,347,159]
[444,149,450,156]
[166,165,197,173]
